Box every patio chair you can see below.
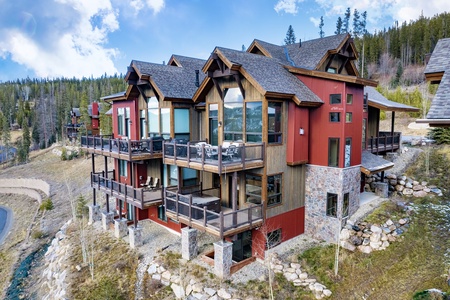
[222,144,237,160]
[150,177,159,190]
[140,176,153,188]
[196,142,207,158]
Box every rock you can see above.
[186,284,193,296]
[291,263,301,269]
[147,264,157,274]
[217,288,232,299]
[398,218,408,225]
[421,181,427,186]
[382,241,390,248]
[388,224,397,232]
[395,228,404,235]
[349,235,362,246]
[387,235,396,242]
[382,227,391,234]
[386,219,394,226]
[399,180,406,185]
[358,245,372,254]
[285,267,296,273]
[161,270,172,281]
[323,289,332,297]
[340,228,351,240]
[405,182,413,189]
[386,174,397,179]
[351,225,361,232]
[340,241,356,252]
[362,238,370,246]
[314,282,325,292]
[395,185,405,192]
[192,292,204,299]
[192,283,203,293]
[171,283,186,299]
[430,188,442,195]
[293,279,303,286]
[381,233,388,241]
[403,188,413,195]
[75,265,82,272]
[413,191,427,197]
[423,188,431,193]
[370,225,382,233]
[412,180,419,186]
[299,272,308,280]
[285,272,299,281]
[204,287,216,296]
[370,241,382,249]
[413,185,423,191]
[370,232,381,242]
[152,274,161,281]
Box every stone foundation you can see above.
[181,228,198,260]
[88,205,101,225]
[114,218,128,238]
[128,226,143,248]
[101,212,114,230]
[214,241,233,278]
[373,182,389,198]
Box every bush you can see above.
[429,128,450,145]
[32,230,44,239]
[60,148,68,161]
[39,198,53,211]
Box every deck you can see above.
[163,141,265,174]
[367,132,401,154]
[81,135,164,161]
[164,189,263,239]
[91,173,163,209]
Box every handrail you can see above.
[367,132,401,154]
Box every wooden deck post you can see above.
[232,172,237,226]
[391,111,395,152]
[219,211,224,240]
[104,156,109,213]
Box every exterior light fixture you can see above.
[299,127,304,135]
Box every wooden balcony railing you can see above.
[91,173,163,209]
[81,135,164,160]
[367,132,402,154]
[163,140,265,174]
[164,189,263,239]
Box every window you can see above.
[343,193,349,218]
[326,193,338,217]
[268,102,282,144]
[330,112,340,122]
[362,118,367,149]
[327,67,337,74]
[267,174,282,206]
[363,93,368,110]
[148,97,160,137]
[267,228,282,249]
[330,94,341,104]
[345,112,352,123]
[245,174,262,204]
[246,102,262,142]
[174,108,190,140]
[117,108,125,135]
[119,159,127,177]
[125,107,130,137]
[160,108,170,139]
[346,94,353,104]
[158,205,167,221]
[223,87,243,141]
[328,138,339,167]
[345,138,351,167]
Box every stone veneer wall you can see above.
[305,165,360,242]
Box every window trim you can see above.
[345,138,352,168]
[329,112,341,122]
[326,193,338,217]
[345,112,352,123]
[268,101,283,145]
[245,173,262,205]
[267,173,282,207]
[328,137,340,167]
[330,94,342,104]
[346,94,353,104]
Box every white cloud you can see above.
[274,0,305,15]
[310,17,321,27]
[130,0,165,15]
[0,0,120,78]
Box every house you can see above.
[81,34,418,278]
[65,102,101,140]
[417,37,450,126]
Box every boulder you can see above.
[340,228,351,240]
[370,225,382,233]
[413,191,427,197]
[358,245,372,254]
[171,283,186,299]
[217,288,232,299]
[349,235,363,246]
[340,241,356,252]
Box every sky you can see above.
[0,0,449,82]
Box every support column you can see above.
[128,226,143,248]
[88,205,100,225]
[214,240,233,278]
[92,153,96,206]
[105,156,110,213]
[101,211,114,230]
[114,218,128,238]
[181,228,198,260]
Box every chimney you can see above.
[299,39,302,48]
[195,70,200,87]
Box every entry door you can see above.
[232,231,252,262]
[209,118,218,146]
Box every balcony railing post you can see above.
[218,145,222,174]
[188,195,192,222]
[187,142,191,162]
[248,207,252,227]
[203,206,207,227]
[175,192,179,219]
[219,211,224,240]
[384,135,388,152]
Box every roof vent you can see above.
[195,70,200,87]
[299,39,302,48]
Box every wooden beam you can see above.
[233,74,245,99]
[324,54,335,72]
[212,78,223,100]
[338,57,349,74]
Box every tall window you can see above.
[346,94,353,104]
[117,108,125,136]
[330,112,340,122]
[209,104,219,146]
[148,97,159,137]
[223,87,243,141]
[119,159,127,177]
[345,112,352,123]
[344,138,351,167]
[245,174,262,204]
[246,102,262,142]
[174,108,190,140]
[326,193,338,217]
[160,108,170,139]
[328,138,340,167]
[330,94,341,104]
[268,102,282,144]
[125,107,130,137]
[267,174,282,206]
[343,193,349,218]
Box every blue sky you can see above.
[0,0,448,82]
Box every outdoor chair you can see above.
[140,176,153,188]
[150,177,159,190]
[222,144,237,160]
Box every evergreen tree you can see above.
[335,17,343,34]
[99,102,112,136]
[353,9,361,38]
[79,93,90,136]
[360,11,368,36]
[284,25,296,45]
[22,118,31,159]
[343,7,351,33]
[319,16,325,38]
[1,113,11,163]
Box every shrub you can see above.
[32,230,44,239]
[60,148,68,161]
[429,128,450,145]
[39,198,53,211]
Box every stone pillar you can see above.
[114,219,128,238]
[128,226,143,248]
[101,212,114,230]
[214,240,233,278]
[88,205,101,225]
[373,182,389,198]
[181,228,198,260]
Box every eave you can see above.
[246,40,273,57]
[425,72,444,84]
[416,119,450,127]
[369,101,420,112]
[286,66,377,87]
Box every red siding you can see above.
[141,206,184,233]
[252,206,305,259]
[286,103,309,164]
[111,99,139,139]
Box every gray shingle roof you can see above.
[361,150,394,174]
[170,55,206,70]
[101,91,126,100]
[132,58,206,100]
[254,34,349,70]
[424,38,450,74]
[426,71,450,119]
[217,47,323,104]
[365,86,419,112]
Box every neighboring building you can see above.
[81,34,418,277]
[417,37,450,126]
[65,102,101,140]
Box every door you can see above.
[209,104,218,146]
[232,231,252,262]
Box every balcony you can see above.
[163,140,265,174]
[164,187,263,239]
[91,172,163,209]
[367,132,401,154]
[81,135,164,161]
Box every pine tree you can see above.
[360,11,368,36]
[284,25,296,45]
[343,7,351,33]
[353,9,361,38]
[335,17,343,34]
[319,16,325,38]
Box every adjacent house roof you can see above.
[101,91,126,101]
[360,151,394,175]
[418,38,450,126]
[130,58,206,100]
[365,86,419,112]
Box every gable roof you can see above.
[213,47,323,105]
[365,86,419,112]
[168,55,206,70]
[424,38,450,76]
[130,58,206,100]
